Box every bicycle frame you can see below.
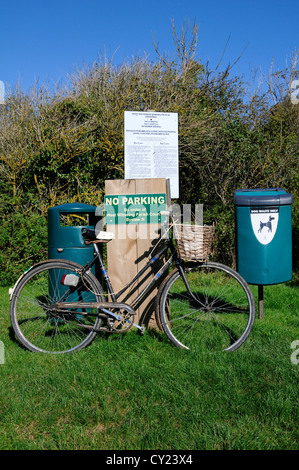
[56,219,202,330]
[56,230,175,329]
[93,237,175,306]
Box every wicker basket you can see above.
[173,223,215,261]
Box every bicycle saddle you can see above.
[81,228,114,244]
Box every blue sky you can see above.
[1,0,298,95]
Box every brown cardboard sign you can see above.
[105,178,170,327]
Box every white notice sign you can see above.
[124,111,179,198]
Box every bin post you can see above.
[258,285,264,320]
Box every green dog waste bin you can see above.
[234,188,293,285]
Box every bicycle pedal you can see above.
[134,323,146,335]
[140,325,146,336]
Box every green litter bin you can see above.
[234,188,293,285]
[48,202,99,270]
[48,203,100,309]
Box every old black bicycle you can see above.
[10,212,255,354]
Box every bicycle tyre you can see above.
[156,261,255,352]
[10,259,105,353]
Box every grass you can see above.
[0,281,298,450]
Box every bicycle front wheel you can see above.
[157,262,255,352]
[10,260,105,353]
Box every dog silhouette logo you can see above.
[251,208,279,245]
[258,215,275,233]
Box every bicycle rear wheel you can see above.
[157,262,255,352]
[10,260,105,353]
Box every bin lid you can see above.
[48,202,97,214]
[234,188,293,206]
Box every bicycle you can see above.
[10,212,255,354]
